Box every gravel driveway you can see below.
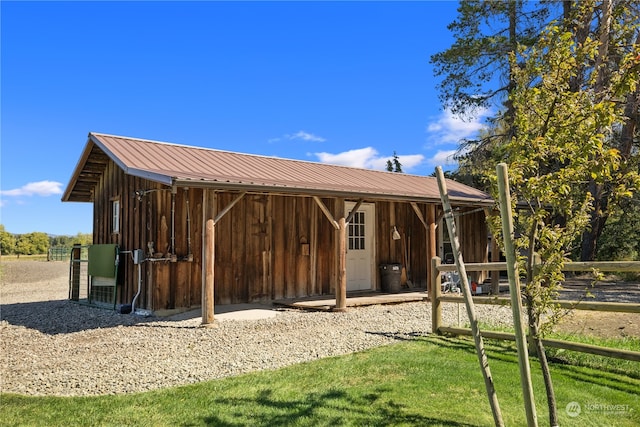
[12,259,639,397]
[0,260,521,396]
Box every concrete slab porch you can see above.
[274,289,430,311]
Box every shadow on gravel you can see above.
[0,300,152,334]
[365,331,429,341]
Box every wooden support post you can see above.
[496,163,537,427]
[430,256,442,334]
[202,218,215,326]
[334,199,347,312]
[436,166,504,427]
[427,204,437,292]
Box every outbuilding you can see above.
[62,132,493,316]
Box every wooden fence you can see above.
[430,257,640,362]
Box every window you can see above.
[348,211,365,250]
[112,199,120,233]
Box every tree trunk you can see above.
[619,33,640,160]
[530,319,559,427]
[504,0,518,139]
[581,177,611,261]
[527,305,558,427]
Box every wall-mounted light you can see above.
[133,188,170,202]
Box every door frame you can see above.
[345,201,376,291]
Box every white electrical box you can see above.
[133,249,145,264]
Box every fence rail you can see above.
[430,257,640,362]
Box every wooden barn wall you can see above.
[374,201,431,289]
[92,160,205,311]
[92,162,488,310]
[149,186,204,311]
[208,192,337,304]
[456,208,489,283]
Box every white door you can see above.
[346,202,375,291]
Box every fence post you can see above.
[497,163,538,427]
[431,256,442,334]
[437,166,504,427]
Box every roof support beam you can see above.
[214,192,246,225]
[313,196,340,230]
[345,198,364,224]
[411,202,428,230]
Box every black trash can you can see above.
[379,263,402,293]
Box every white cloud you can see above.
[425,108,491,146]
[270,130,326,143]
[314,147,425,172]
[395,154,426,170]
[315,147,380,169]
[429,149,458,166]
[287,131,326,142]
[0,180,64,197]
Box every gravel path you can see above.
[1,261,512,396]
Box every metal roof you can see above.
[62,132,493,206]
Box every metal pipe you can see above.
[185,188,193,261]
[171,186,177,261]
[131,262,142,313]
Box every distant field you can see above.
[0,254,49,262]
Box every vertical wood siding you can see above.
[92,160,488,311]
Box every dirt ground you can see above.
[1,260,639,338]
[553,277,640,338]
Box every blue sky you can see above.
[1,1,490,236]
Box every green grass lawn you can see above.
[1,335,638,426]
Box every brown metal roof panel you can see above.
[77,132,492,204]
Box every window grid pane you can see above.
[348,210,366,250]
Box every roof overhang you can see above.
[172,178,494,207]
[62,134,174,202]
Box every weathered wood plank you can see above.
[296,198,310,297]
[563,261,640,272]
[272,195,285,299]
[285,197,297,298]
[439,327,640,362]
[438,295,640,313]
[190,188,203,307]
